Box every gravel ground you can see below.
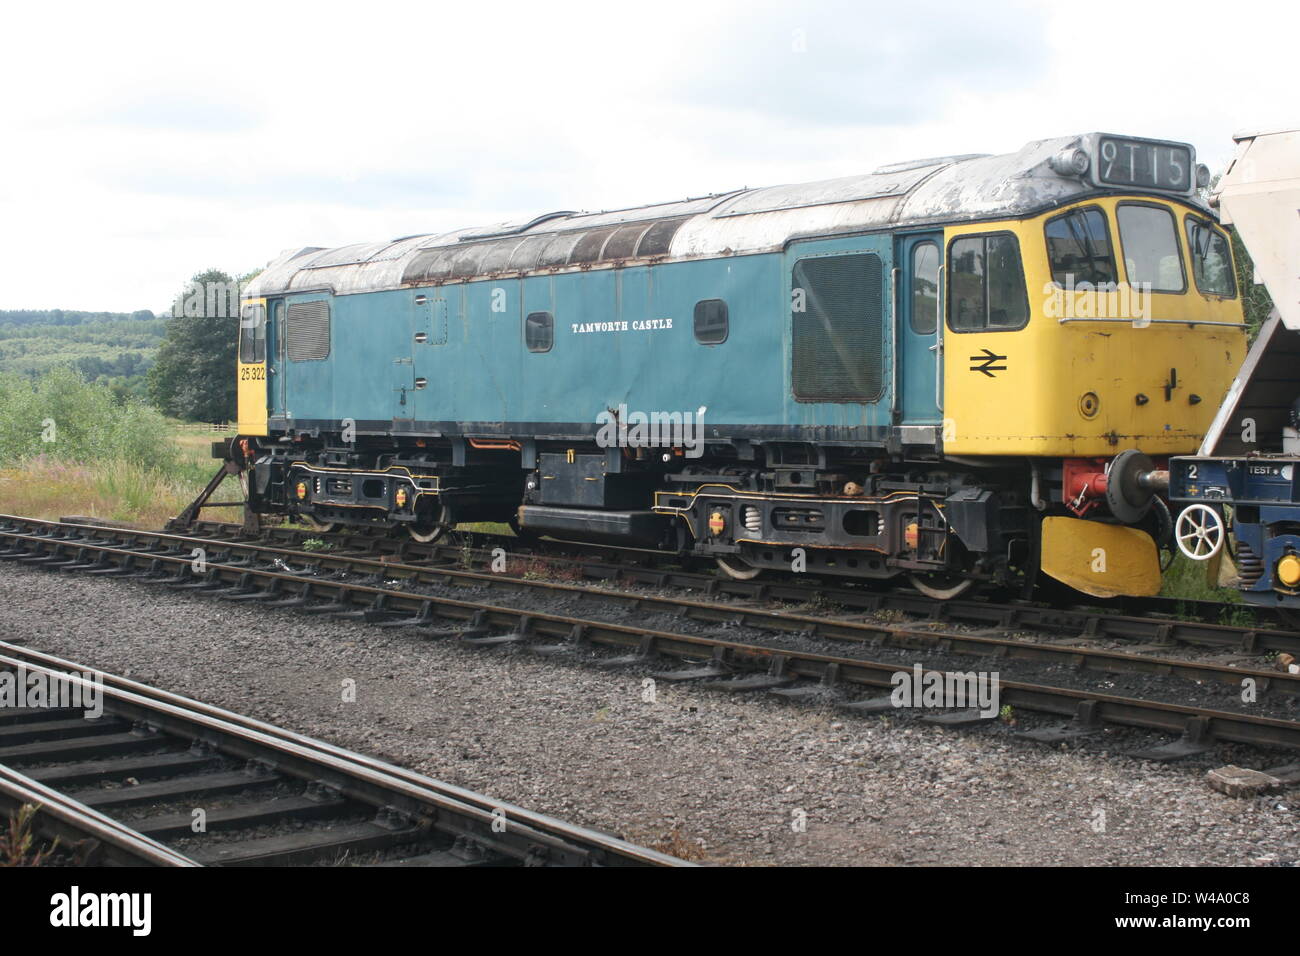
[2,560,1298,866]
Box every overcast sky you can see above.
[2,0,1295,312]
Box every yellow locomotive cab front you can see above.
[941,192,1246,597]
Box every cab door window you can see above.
[947,233,1028,331]
[910,241,940,335]
[239,303,266,363]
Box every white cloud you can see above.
[0,0,1295,310]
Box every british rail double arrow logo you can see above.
[969,348,1008,378]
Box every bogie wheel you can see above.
[907,572,976,601]
[407,521,448,544]
[406,501,450,544]
[1174,503,1226,561]
[717,553,763,580]
[302,514,343,535]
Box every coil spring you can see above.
[1237,540,1264,588]
[741,505,762,534]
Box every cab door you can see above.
[237,298,269,435]
[896,233,943,424]
[267,298,287,418]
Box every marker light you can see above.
[1049,147,1090,178]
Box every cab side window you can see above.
[1045,207,1116,287]
[947,234,1028,331]
[1185,217,1237,298]
[239,303,266,363]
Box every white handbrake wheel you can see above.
[1174,504,1225,561]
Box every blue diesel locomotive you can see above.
[225,132,1245,599]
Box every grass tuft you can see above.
[0,804,60,867]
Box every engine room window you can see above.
[285,300,331,362]
[239,303,266,363]
[1045,207,1116,287]
[1185,216,1237,298]
[525,311,553,352]
[694,299,728,344]
[947,234,1029,331]
[791,252,884,402]
[910,241,939,335]
[1117,203,1186,293]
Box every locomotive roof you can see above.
[244,132,1210,299]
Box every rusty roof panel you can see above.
[474,236,526,275]
[602,222,650,261]
[446,244,488,279]
[569,227,618,265]
[535,231,584,269]
[714,165,937,218]
[505,234,553,272]
[300,241,390,269]
[245,134,1211,300]
[634,217,689,258]
[458,211,575,242]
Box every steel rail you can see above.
[3,517,1294,701]
[4,517,1300,752]
[0,640,683,867]
[0,763,200,866]
[0,650,685,867]
[149,516,1298,651]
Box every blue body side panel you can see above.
[269,245,901,435]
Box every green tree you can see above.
[1229,228,1275,341]
[147,268,240,422]
[1203,172,1275,341]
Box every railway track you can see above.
[0,640,686,867]
[4,514,1300,763]
[181,518,1291,656]
[22,514,1300,669]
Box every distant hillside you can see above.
[0,309,157,326]
[0,309,165,398]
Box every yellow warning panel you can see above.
[1040,515,1161,598]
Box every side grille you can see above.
[286,301,331,362]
